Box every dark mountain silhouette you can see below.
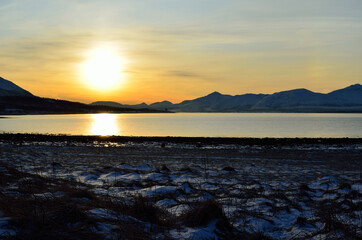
[252,88,326,110]
[175,92,268,111]
[90,101,149,109]
[149,101,174,110]
[93,84,362,113]
[0,77,33,97]
[0,77,165,114]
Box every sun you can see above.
[81,45,124,90]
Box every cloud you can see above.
[167,70,200,78]
[0,33,94,69]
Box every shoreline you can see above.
[0,110,172,116]
[0,133,361,145]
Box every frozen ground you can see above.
[0,136,361,239]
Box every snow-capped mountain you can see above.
[252,88,326,110]
[252,84,362,111]
[327,84,362,105]
[0,77,33,97]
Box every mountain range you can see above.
[92,84,362,113]
[1,76,362,114]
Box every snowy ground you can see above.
[0,137,361,239]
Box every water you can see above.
[0,113,361,137]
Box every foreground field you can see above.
[0,135,361,239]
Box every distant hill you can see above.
[92,84,362,113]
[90,101,149,109]
[0,77,164,114]
[175,92,268,112]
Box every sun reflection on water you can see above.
[89,114,120,136]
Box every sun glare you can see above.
[81,45,125,90]
[89,114,120,136]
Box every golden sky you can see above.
[1,0,362,104]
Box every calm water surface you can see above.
[0,113,361,137]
